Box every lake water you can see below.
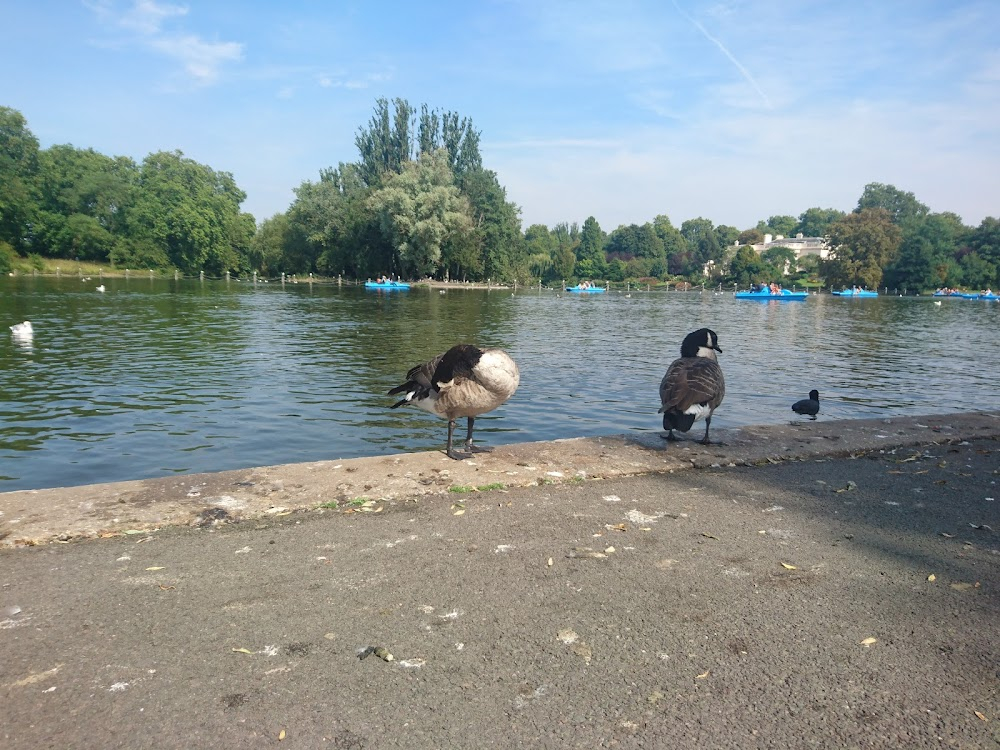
[2,276,999,492]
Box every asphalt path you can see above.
[2,439,998,749]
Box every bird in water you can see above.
[388,344,520,460]
[659,328,725,444]
[792,389,820,419]
[9,321,33,339]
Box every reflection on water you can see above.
[2,277,999,491]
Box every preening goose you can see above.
[792,389,820,419]
[388,344,520,460]
[658,328,725,444]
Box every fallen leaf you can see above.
[604,546,616,554]
[278,729,286,741]
[231,648,254,654]
[780,562,797,570]
[145,566,165,571]
[927,574,936,582]
[696,670,710,679]
[975,711,988,722]
[453,509,466,516]
[609,523,627,532]
[701,533,719,540]
[157,584,175,590]
[860,637,877,647]
[950,582,974,591]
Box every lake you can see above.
[2,275,999,492]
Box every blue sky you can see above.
[4,0,998,232]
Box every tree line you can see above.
[2,102,997,291]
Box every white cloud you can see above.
[86,0,243,85]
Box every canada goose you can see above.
[388,344,520,460]
[9,321,33,338]
[792,389,820,419]
[659,328,725,444]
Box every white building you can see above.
[750,233,831,261]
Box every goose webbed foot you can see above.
[446,448,472,460]
[660,431,680,442]
[466,443,493,454]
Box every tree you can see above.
[367,149,475,278]
[737,228,764,245]
[680,217,721,276]
[459,168,523,282]
[728,245,774,287]
[755,215,797,237]
[761,246,796,275]
[605,223,664,261]
[524,224,556,280]
[714,224,739,249]
[795,207,845,237]
[969,217,1000,282]
[883,212,969,291]
[856,182,928,229]
[821,208,902,289]
[576,216,606,278]
[250,213,290,276]
[34,145,137,260]
[126,150,252,274]
[355,97,414,189]
[653,214,687,278]
[0,107,40,252]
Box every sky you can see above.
[4,0,999,232]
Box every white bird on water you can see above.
[97,285,106,292]
[10,321,33,339]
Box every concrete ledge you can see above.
[3,411,999,547]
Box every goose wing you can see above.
[659,358,725,413]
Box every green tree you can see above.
[856,182,929,229]
[34,145,137,260]
[958,252,996,290]
[367,149,475,278]
[821,208,902,289]
[459,168,523,282]
[755,215,797,237]
[605,223,664,261]
[680,217,721,276]
[550,223,578,281]
[524,223,556,280]
[884,212,969,291]
[652,214,687,278]
[737,228,764,245]
[576,216,606,278]
[0,107,40,252]
[762,246,796,275]
[714,224,739,249]
[728,245,774,287]
[125,150,252,274]
[795,207,845,237]
[355,97,415,189]
[969,217,1000,282]
[250,213,290,276]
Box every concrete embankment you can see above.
[3,412,999,547]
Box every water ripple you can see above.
[2,278,999,490]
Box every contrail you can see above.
[672,0,772,108]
